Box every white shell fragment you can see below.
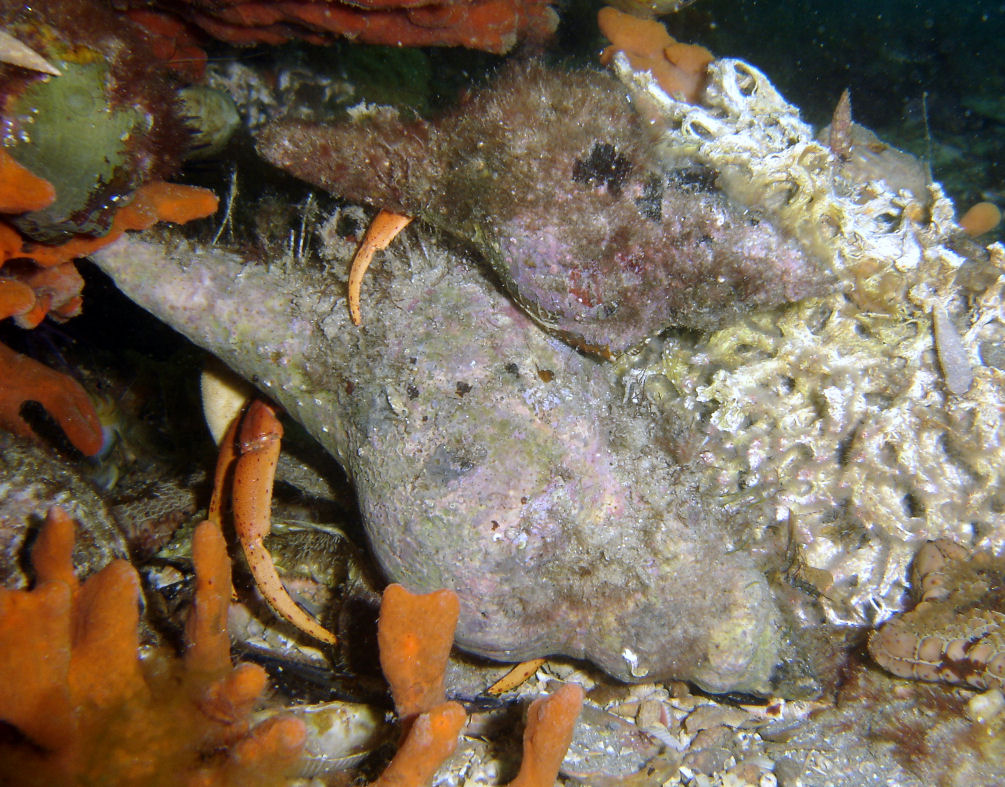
[252,700,389,778]
[932,302,973,395]
[0,29,61,76]
[200,358,253,444]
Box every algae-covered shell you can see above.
[257,62,831,357]
[93,230,788,696]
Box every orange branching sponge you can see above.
[6,260,86,328]
[0,177,217,454]
[0,510,306,787]
[505,683,584,787]
[0,342,105,457]
[598,5,713,104]
[0,149,56,214]
[5,180,219,269]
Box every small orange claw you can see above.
[348,209,412,326]
[229,400,337,645]
[487,658,547,695]
[0,341,103,456]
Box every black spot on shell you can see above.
[637,175,663,221]
[573,142,632,196]
[669,166,719,192]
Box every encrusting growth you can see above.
[257,57,827,357]
[597,5,713,104]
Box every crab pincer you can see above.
[232,399,337,645]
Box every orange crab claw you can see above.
[348,209,412,326]
[231,400,337,645]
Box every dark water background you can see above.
[667,0,1005,208]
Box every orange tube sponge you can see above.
[377,583,461,718]
[505,683,584,787]
[185,514,236,676]
[0,509,76,752]
[598,5,712,103]
[370,701,467,787]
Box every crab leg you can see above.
[348,209,412,326]
[232,399,337,645]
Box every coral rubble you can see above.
[610,50,1005,627]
